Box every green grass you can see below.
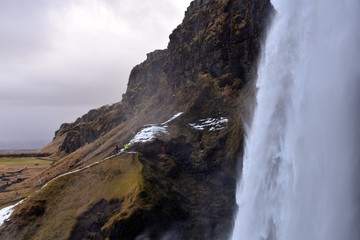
[4,154,143,240]
[0,157,52,167]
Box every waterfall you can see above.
[231,0,360,239]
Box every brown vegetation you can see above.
[0,158,53,206]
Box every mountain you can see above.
[0,0,273,239]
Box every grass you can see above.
[2,153,179,240]
[0,158,52,167]
[4,153,144,240]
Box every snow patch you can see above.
[129,112,183,145]
[130,126,167,144]
[189,117,228,131]
[0,200,24,226]
[161,112,183,125]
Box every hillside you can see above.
[0,0,273,239]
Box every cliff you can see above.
[0,0,273,239]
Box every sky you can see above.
[0,0,191,147]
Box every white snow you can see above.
[130,126,167,144]
[128,112,183,145]
[0,200,24,226]
[189,117,228,131]
[161,112,183,125]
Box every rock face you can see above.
[166,0,270,90]
[46,0,272,157]
[51,103,126,154]
[0,0,273,239]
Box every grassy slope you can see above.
[1,153,143,240]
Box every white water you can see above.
[232,0,360,240]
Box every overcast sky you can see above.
[0,0,191,145]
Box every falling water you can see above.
[232,0,360,239]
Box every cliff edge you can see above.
[0,0,273,239]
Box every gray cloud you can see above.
[0,0,51,61]
[0,0,191,145]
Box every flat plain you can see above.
[0,156,53,207]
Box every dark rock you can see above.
[70,199,121,240]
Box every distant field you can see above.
[0,150,38,154]
[0,157,52,167]
[0,157,54,207]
